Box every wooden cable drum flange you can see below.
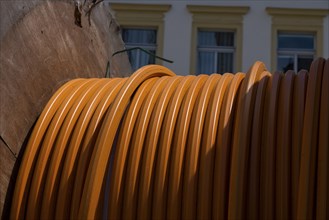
[10,59,328,220]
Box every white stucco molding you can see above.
[266,7,329,72]
[110,3,172,65]
[187,5,250,74]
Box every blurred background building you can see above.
[109,0,329,75]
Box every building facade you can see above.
[109,0,329,75]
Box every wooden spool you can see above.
[0,0,131,216]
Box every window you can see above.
[110,3,171,70]
[197,30,235,74]
[277,33,315,72]
[188,5,249,74]
[266,7,328,73]
[122,28,157,71]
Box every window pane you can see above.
[217,53,234,73]
[122,29,157,45]
[148,50,156,65]
[298,55,313,71]
[198,31,234,47]
[278,34,314,49]
[122,28,157,71]
[139,52,150,67]
[127,50,139,71]
[139,50,156,67]
[277,55,294,72]
[197,51,215,74]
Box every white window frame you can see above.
[110,3,171,66]
[122,27,158,70]
[266,7,328,72]
[187,5,249,74]
[277,32,315,72]
[197,29,235,74]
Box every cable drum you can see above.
[10,59,328,220]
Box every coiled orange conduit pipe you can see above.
[11,58,328,220]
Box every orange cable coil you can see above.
[11,59,328,220]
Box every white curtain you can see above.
[123,29,156,45]
[197,31,234,74]
[197,51,215,74]
[123,29,157,71]
[217,53,233,73]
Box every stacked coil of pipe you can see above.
[11,58,328,220]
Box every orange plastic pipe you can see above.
[10,59,328,220]
[107,77,159,220]
[155,76,195,220]
[56,78,123,219]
